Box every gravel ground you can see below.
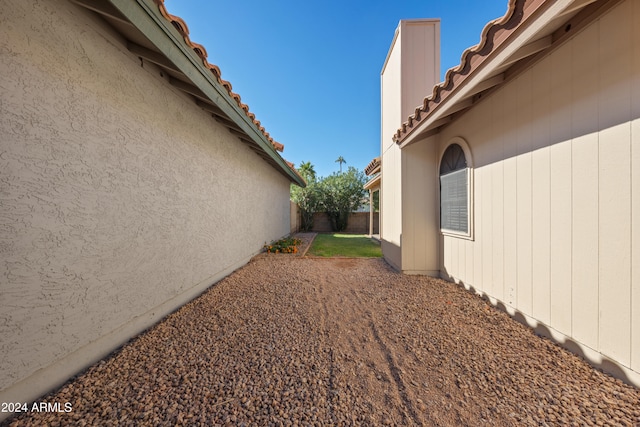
[4,252,640,426]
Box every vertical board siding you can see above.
[380,33,403,271]
[402,140,439,274]
[516,71,533,316]
[401,22,440,122]
[531,59,552,325]
[435,0,638,375]
[531,146,551,325]
[443,230,452,279]
[460,240,468,283]
[597,2,632,366]
[571,133,599,348]
[503,87,519,307]
[503,157,518,307]
[571,23,600,350]
[452,237,461,281]
[491,92,505,302]
[465,226,475,286]
[631,0,640,374]
[482,165,493,295]
[382,145,402,247]
[473,168,484,287]
[491,163,505,301]
[549,141,573,337]
[548,46,573,338]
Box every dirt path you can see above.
[5,257,640,426]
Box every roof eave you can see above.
[85,0,305,187]
[364,174,381,190]
[396,0,614,149]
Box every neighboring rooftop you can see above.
[364,157,381,176]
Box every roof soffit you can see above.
[364,174,381,190]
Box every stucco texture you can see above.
[0,0,291,401]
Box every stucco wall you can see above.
[431,0,639,384]
[0,0,291,406]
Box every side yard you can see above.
[4,257,639,426]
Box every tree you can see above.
[335,156,346,173]
[291,161,320,231]
[318,166,367,231]
[297,161,316,184]
[292,163,367,232]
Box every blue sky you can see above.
[166,1,508,179]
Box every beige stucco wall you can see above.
[429,0,640,384]
[0,0,292,408]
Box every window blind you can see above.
[440,168,468,233]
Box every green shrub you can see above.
[264,237,302,254]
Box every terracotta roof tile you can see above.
[365,157,381,176]
[286,162,306,185]
[394,0,530,143]
[153,0,288,157]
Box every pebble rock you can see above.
[4,256,640,426]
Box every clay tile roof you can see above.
[394,0,527,143]
[153,0,287,156]
[221,79,233,93]
[208,64,222,79]
[364,157,381,176]
[285,161,306,185]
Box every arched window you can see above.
[440,143,469,234]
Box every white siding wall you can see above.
[381,32,403,269]
[400,21,440,121]
[381,20,440,270]
[402,138,439,275]
[438,0,640,381]
[0,0,292,405]
[381,144,403,269]
[632,0,640,373]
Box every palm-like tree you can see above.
[335,156,346,173]
[298,161,316,183]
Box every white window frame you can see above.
[438,137,474,240]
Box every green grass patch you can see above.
[308,233,382,258]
